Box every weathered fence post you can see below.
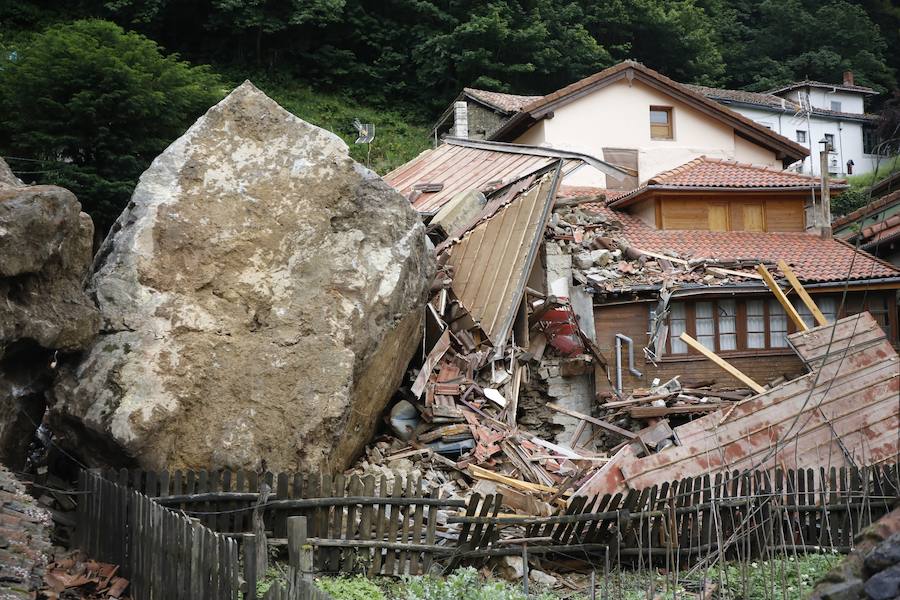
[288,516,314,584]
[243,533,259,600]
[253,482,272,577]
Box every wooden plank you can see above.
[777,260,827,326]
[316,473,331,571]
[423,487,439,573]
[358,476,376,572]
[757,263,807,331]
[384,477,404,575]
[468,464,559,494]
[409,478,425,575]
[275,472,290,539]
[679,332,765,394]
[547,402,637,440]
[397,477,414,574]
[629,403,729,418]
[371,475,388,576]
[343,476,362,573]
[328,474,345,572]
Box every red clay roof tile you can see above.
[585,203,900,284]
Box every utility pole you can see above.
[819,140,833,239]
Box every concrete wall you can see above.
[724,103,880,177]
[511,79,781,188]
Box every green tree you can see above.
[0,19,224,234]
[584,0,726,85]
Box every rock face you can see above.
[51,82,434,473]
[0,160,99,467]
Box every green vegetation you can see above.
[315,557,839,600]
[833,154,900,216]
[317,568,556,600]
[0,19,224,233]
[245,74,430,176]
[316,574,385,600]
[0,2,896,232]
[256,566,286,598]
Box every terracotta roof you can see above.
[585,202,900,284]
[609,157,846,207]
[491,61,809,163]
[688,84,879,122]
[768,79,877,96]
[464,88,542,114]
[556,185,630,202]
[686,84,795,110]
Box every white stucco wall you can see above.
[721,102,879,177]
[511,79,780,187]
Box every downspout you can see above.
[615,334,642,394]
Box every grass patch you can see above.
[217,69,430,175]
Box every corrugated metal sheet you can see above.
[384,141,572,214]
[577,312,899,497]
[444,171,559,348]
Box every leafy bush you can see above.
[316,575,386,600]
[400,567,555,600]
[0,19,224,234]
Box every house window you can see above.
[769,300,789,348]
[796,130,807,143]
[863,127,879,154]
[665,294,896,356]
[746,300,767,349]
[830,100,842,112]
[669,303,688,353]
[824,133,836,151]
[650,106,673,140]
[796,296,837,329]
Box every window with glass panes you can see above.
[665,296,834,354]
[665,293,897,356]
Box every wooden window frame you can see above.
[650,106,674,140]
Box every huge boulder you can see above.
[0,159,99,468]
[51,82,434,473]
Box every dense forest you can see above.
[1,0,898,231]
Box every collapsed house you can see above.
[379,96,900,515]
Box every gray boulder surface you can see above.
[0,160,99,468]
[51,82,434,473]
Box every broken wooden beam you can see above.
[546,402,637,440]
[628,403,730,418]
[757,264,807,332]
[777,259,828,327]
[678,332,765,394]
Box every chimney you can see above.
[453,101,468,138]
[842,70,854,87]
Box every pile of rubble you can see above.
[348,182,784,519]
[548,195,773,296]
[42,553,130,599]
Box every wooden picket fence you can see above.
[77,470,241,600]
[451,464,900,563]
[103,468,467,576]
[93,462,900,581]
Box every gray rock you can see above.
[590,248,612,267]
[0,161,99,467]
[864,563,900,600]
[820,578,864,600]
[573,252,595,270]
[866,532,900,573]
[51,82,434,473]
